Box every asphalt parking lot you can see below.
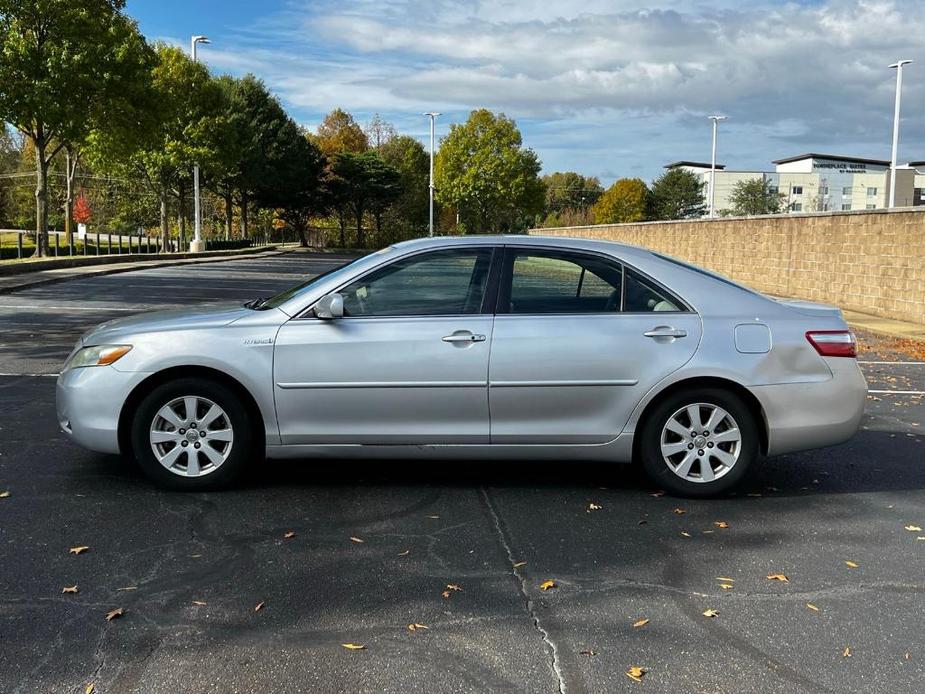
[0,251,923,694]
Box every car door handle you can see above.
[442,332,486,343]
[644,327,687,339]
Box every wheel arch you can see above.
[632,376,769,457]
[117,365,266,457]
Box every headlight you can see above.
[67,344,133,369]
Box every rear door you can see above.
[488,247,702,443]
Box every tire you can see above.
[130,377,254,491]
[638,388,759,498]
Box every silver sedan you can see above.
[56,235,867,496]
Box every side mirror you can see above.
[313,293,344,320]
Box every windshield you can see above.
[257,256,365,311]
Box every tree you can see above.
[726,178,785,216]
[256,126,325,247]
[329,151,402,248]
[0,0,153,255]
[379,135,429,241]
[435,109,544,233]
[92,44,225,250]
[592,178,649,224]
[365,114,396,153]
[542,172,603,216]
[315,108,368,157]
[72,191,92,225]
[648,168,706,220]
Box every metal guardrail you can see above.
[0,230,271,261]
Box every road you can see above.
[0,251,923,694]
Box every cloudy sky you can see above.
[127,0,923,183]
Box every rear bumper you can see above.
[752,358,867,456]
[56,366,149,455]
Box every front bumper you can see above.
[753,357,867,456]
[56,366,150,455]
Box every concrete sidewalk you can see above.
[843,308,925,341]
[0,245,295,295]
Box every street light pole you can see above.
[424,112,441,237]
[190,35,211,252]
[888,59,912,208]
[708,115,727,218]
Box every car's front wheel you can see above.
[130,377,253,490]
[638,388,759,497]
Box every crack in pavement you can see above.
[479,487,568,694]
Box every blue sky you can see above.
[126,0,923,184]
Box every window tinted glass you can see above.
[623,268,682,312]
[507,252,622,314]
[340,249,493,317]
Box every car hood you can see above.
[81,303,251,345]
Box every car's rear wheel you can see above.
[639,388,759,497]
[130,377,253,490]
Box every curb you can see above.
[0,246,294,295]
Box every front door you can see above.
[274,247,497,444]
[488,248,702,444]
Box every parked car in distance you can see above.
[56,235,866,496]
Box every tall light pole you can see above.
[190,35,211,252]
[424,112,441,236]
[888,59,912,208]
[708,115,727,218]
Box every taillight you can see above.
[805,330,857,358]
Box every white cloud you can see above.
[197,0,924,181]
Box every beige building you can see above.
[666,153,925,214]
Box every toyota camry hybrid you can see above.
[56,235,867,496]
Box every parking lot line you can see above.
[859,360,925,365]
[867,389,925,395]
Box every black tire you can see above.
[130,377,254,491]
[638,388,759,498]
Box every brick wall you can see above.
[530,208,925,325]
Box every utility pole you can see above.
[424,112,441,236]
[708,115,727,218]
[190,35,211,252]
[888,59,912,208]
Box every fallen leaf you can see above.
[62,585,78,594]
[843,646,851,658]
[806,603,820,612]
[673,508,686,515]
[254,601,265,612]
[626,666,646,682]
[588,503,602,511]
[716,577,735,582]
[904,525,922,532]
[579,649,596,656]
[398,549,411,556]
[116,586,137,592]
[680,531,691,537]
[441,590,450,599]
[539,580,557,591]
[283,531,296,539]
[719,583,734,590]
[350,537,364,544]
[341,643,366,650]
[407,623,429,631]
[426,515,440,519]
[85,684,95,694]
[0,490,10,498]
[105,608,124,622]
[69,546,90,555]
[192,600,207,606]
[632,618,649,628]
[650,491,665,497]
[513,561,527,568]
[445,584,463,592]
[766,574,790,582]
[918,537,925,541]
[747,492,763,497]
[703,608,719,618]
[844,560,859,569]
[714,521,729,529]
